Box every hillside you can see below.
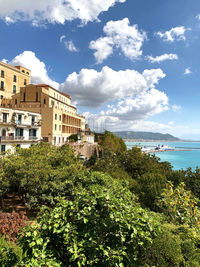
[113,131,180,141]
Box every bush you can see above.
[156,182,200,227]
[144,227,184,266]
[19,172,159,266]
[0,143,79,208]
[0,211,27,242]
[0,235,22,266]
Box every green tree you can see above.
[19,172,159,266]
[0,143,81,208]
[156,182,200,228]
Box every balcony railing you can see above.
[1,136,24,141]
[29,136,38,140]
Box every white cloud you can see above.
[60,35,79,52]
[0,0,126,25]
[184,67,192,75]
[59,66,166,107]
[63,40,79,52]
[83,113,172,133]
[172,104,181,112]
[156,26,189,42]
[8,51,59,89]
[60,35,66,42]
[104,88,169,120]
[89,18,147,63]
[1,58,8,64]
[196,14,200,20]
[147,53,178,63]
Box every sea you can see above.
[126,141,200,171]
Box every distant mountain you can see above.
[113,131,180,141]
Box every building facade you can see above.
[0,61,31,100]
[0,107,41,153]
[7,84,85,145]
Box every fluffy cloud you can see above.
[8,51,59,89]
[147,53,178,63]
[7,51,171,134]
[184,67,192,75]
[59,66,166,107]
[156,26,189,42]
[0,0,125,25]
[83,113,172,133]
[104,89,169,120]
[89,18,147,63]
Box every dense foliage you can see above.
[0,211,27,242]
[1,133,200,266]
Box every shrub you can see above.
[19,172,158,266]
[143,227,184,266]
[0,235,22,266]
[156,182,200,227]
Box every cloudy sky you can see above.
[1,0,200,139]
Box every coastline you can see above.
[124,139,200,143]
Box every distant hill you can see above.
[113,131,180,141]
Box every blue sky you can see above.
[1,0,200,139]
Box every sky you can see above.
[1,0,200,139]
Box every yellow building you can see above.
[0,61,31,99]
[8,84,85,145]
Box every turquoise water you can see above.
[126,141,200,170]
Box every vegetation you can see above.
[0,211,27,242]
[114,130,180,141]
[68,134,78,142]
[1,132,200,266]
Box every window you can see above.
[59,115,61,121]
[2,113,8,123]
[22,70,25,73]
[29,129,36,137]
[51,100,54,106]
[26,72,29,75]
[23,92,26,101]
[59,125,61,131]
[24,79,27,85]
[1,95,3,99]
[1,70,4,78]
[55,124,57,131]
[36,92,38,102]
[13,85,16,93]
[15,128,23,136]
[13,75,17,82]
[31,116,35,125]
[17,115,22,125]
[44,98,46,104]
[1,81,4,89]
[15,99,17,105]
[1,145,6,153]
[55,114,57,120]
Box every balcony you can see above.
[29,136,38,140]
[1,136,24,141]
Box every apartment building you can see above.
[0,61,31,99]
[7,84,85,145]
[0,107,41,153]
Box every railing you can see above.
[1,136,24,141]
[29,136,38,140]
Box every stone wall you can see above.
[69,142,100,159]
